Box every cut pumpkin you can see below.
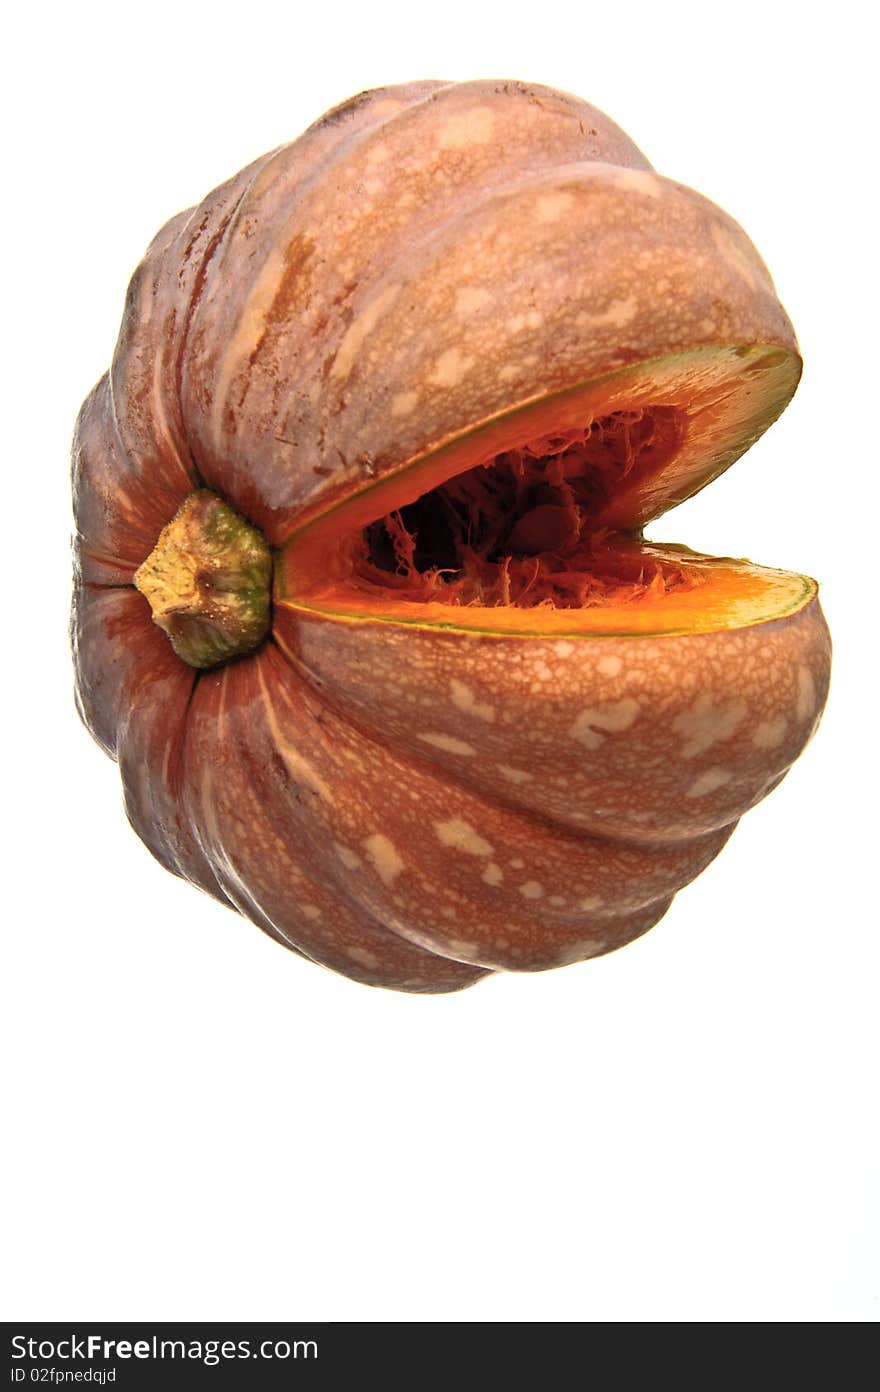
[71,79,830,992]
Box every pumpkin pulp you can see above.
[277,344,813,638]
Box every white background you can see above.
[3,0,877,1322]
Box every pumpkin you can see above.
[71,79,830,993]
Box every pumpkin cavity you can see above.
[351,407,694,609]
[278,344,812,636]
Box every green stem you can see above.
[134,491,272,669]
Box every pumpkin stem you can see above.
[134,491,272,669]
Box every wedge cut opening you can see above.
[277,343,813,638]
[353,407,690,610]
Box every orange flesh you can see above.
[277,346,812,637]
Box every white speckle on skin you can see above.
[370,98,404,119]
[549,895,566,907]
[575,294,639,330]
[455,285,493,315]
[447,937,480,958]
[209,245,299,445]
[434,817,494,857]
[419,732,476,756]
[672,694,747,759]
[301,904,322,921]
[331,283,401,381]
[482,862,504,886]
[436,107,495,149]
[449,678,495,722]
[497,764,532,784]
[362,833,405,886]
[390,389,420,417]
[686,767,733,798]
[346,945,379,969]
[752,715,788,749]
[569,698,640,749]
[570,937,610,961]
[579,895,603,912]
[510,858,525,870]
[507,310,542,333]
[519,880,544,900]
[428,346,474,388]
[554,641,575,658]
[334,842,362,870]
[611,167,662,198]
[796,666,816,721]
[256,667,332,802]
[597,654,623,677]
[536,190,574,223]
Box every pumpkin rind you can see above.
[277,598,829,849]
[71,79,830,992]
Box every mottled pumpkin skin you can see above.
[72,80,830,992]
